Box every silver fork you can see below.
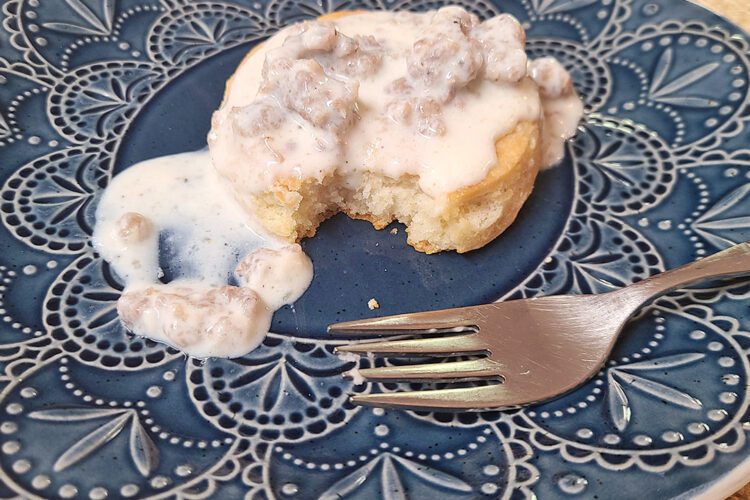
[329,242,750,411]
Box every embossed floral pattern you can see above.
[0,0,748,498]
[319,453,472,499]
[29,407,159,476]
[606,353,704,431]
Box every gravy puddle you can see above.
[93,150,313,358]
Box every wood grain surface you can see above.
[696,0,749,29]
[684,2,748,499]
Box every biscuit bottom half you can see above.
[241,120,541,254]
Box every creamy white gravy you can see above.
[209,10,583,199]
[95,8,582,359]
[93,150,313,358]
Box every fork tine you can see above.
[327,306,479,335]
[355,358,502,382]
[334,334,486,357]
[351,385,513,411]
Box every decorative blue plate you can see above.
[0,0,749,498]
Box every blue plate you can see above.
[0,0,749,498]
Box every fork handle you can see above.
[623,241,750,303]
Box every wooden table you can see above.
[694,0,749,496]
[697,0,749,30]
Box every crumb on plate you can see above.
[368,298,380,310]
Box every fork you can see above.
[328,242,750,411]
